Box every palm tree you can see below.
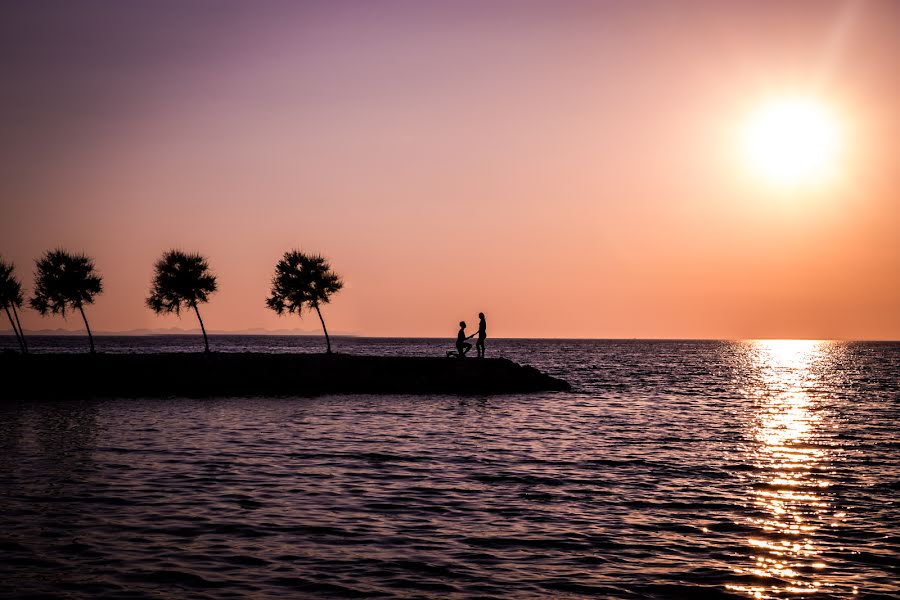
[146,250,218,353]
[266,250,343,354]
[31,250,104,353]
[1,258,27,353]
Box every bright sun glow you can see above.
[741,97,841,186]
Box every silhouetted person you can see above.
[456,321,474,358]
[475,312,486,358]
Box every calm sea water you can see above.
[1,336,898,599]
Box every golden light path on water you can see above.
[728,340,856,599]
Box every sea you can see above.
[1,336,898,599]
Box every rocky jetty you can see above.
[1,353,571,398]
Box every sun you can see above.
[741,96,841,186]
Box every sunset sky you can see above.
[2,0,899,340]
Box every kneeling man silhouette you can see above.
[447,321,474,358]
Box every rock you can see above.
[1,353,571,399]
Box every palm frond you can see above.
[265,250,343,316]
[146,250,218,316]
[30,249,103,316]
[0,258,25,309]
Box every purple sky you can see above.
[2,1,899,339]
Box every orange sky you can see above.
[2,1,899,339]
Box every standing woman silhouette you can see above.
[475,312,487,358]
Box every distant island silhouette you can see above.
[0,327,360,337]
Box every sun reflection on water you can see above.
[727,340,846,599]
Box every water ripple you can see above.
[0,338,898,598]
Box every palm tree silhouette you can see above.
[1,258,28,353]
[30,250,103,354]
[266,250,343,354]
[146,250,218,353]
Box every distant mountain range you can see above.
[1,327,357,337]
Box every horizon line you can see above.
[2,329,898,343]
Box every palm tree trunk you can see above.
[192,303,210,353]
[12,304,27,354]
[314,305,332,354]
[77,304,95,354]
[4,305,24,353]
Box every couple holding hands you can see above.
[452,312,487,358]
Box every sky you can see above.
[1,0,899,340]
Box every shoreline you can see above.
[1,352,571,398]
